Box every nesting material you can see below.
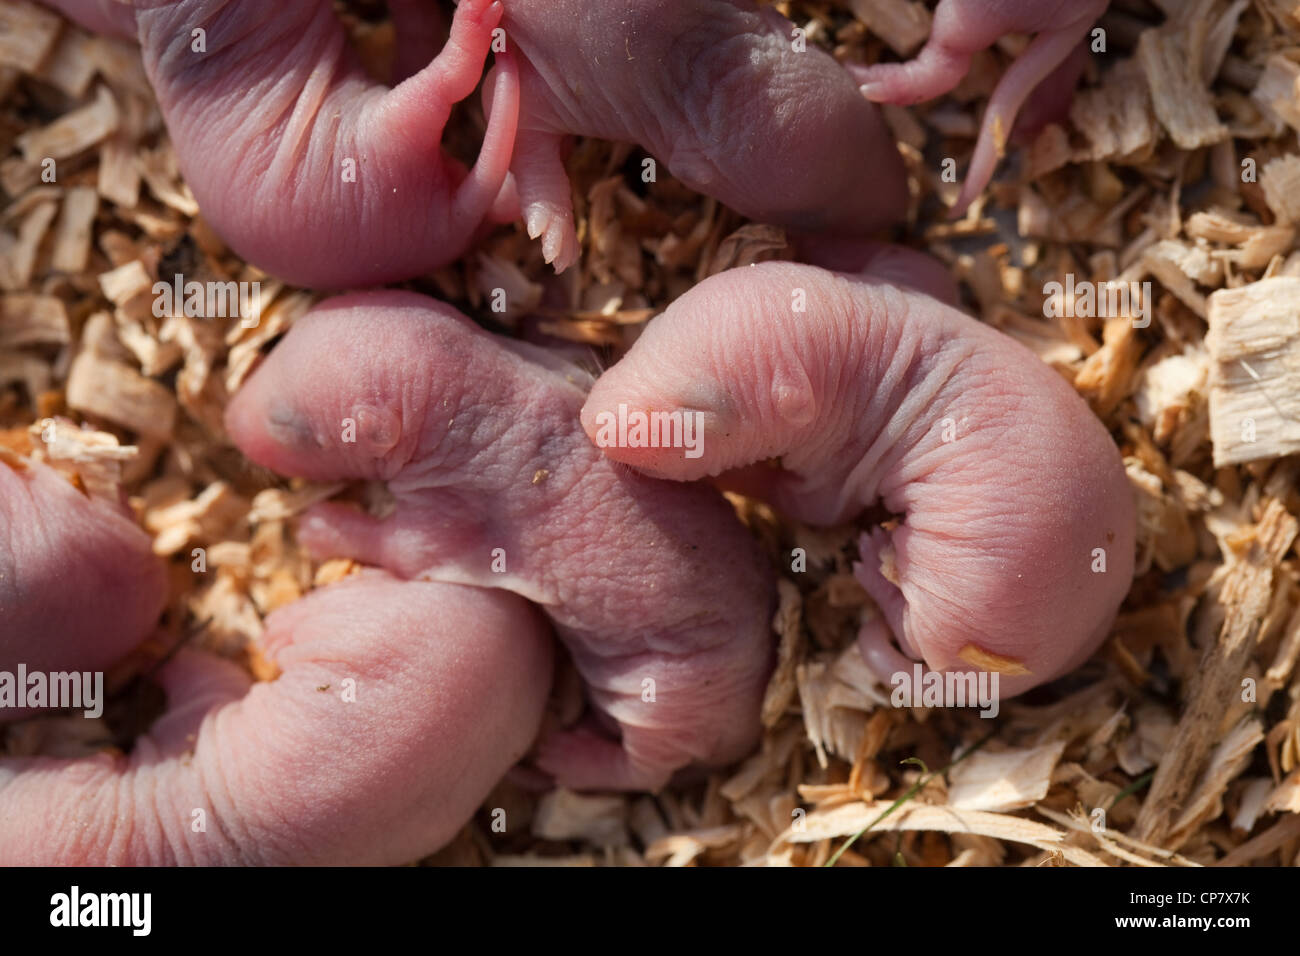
[3,1,1300,868]
[1137,27,1229,150]
[1205,278,1300,466]
[0,2,62,74]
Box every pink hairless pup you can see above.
[225,290,778,792]
[44,0,907,282]
[581,246,1135,699]
[0,458,552,865]
[494,0,907,270]
[850,0,1110,216]
[43,0,522,289]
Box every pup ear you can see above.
[580,264,832,485]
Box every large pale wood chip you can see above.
[0,293,69,347]
[1259,0,1300,37]
[532,790,628,846]
[761,579,802,728]
[145,481,248,555]
[1186,210,1294,269]
[1230,777,1274,833]
[65,349,177,439]
[1134,347,1209,434]
[2,198,57,291]
[1260,154,1300,224]
[0,1,62,73]
[1265,601,1300,689]
[136,142,199,216]
[947,742,1067,812]
[1252,53,1300,132]
[1127,457,1199,573]
[1137,28,1229,150]
[16,84,120,163]
[33,26,96,98]
[1075,316,1142,418]
[474,252,542,320]
[1205,278,1300,466]
[1166,718,1265,848]
[98,133,141,208]
[1070,62,1158,163]
[797,643,890,768]
[848,0,931,56]
[1133,499,1297,845]
[50,186,98,274]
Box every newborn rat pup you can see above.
[491,0,907,271]
[42,0,520,289]
[580,252,1135,698]
[0,571,553,864]
[224,290,777,792]
[850,0,1109,216]
[1,458,166,719]
[45,0,905,281]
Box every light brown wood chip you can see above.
[0,1,62,73]
[1205,277,1300,466]
[65,350,178,440]
[33,26,96,98]
[1260,155,1300,225]
[3,198,58,291]
[761,579,802,728]
[532,790,628,846]
[1252,53,1300,132]
[16,84,120,164]
[947,742,1067,812]
[777,801,1108,867]
[51,186,99,274]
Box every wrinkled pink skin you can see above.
[493,0,908,271]
[224,291,776,792]
[0,571,553,864]
[42,0,521,289]
[581,252,1135,698]
[1,461,167,719]
[850,0,1109,216]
